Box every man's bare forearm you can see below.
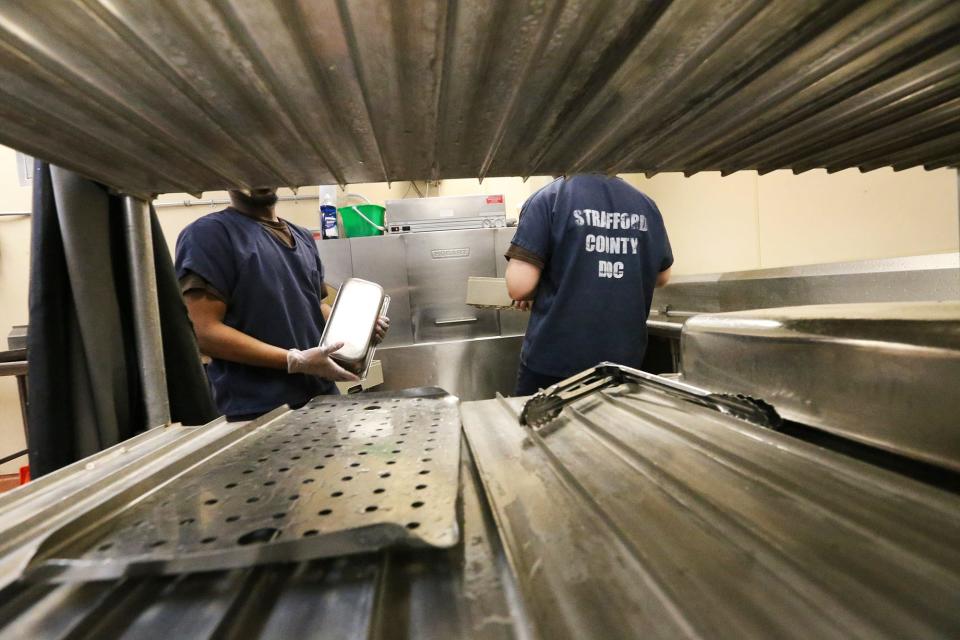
[197,322,289,370]
[655,266,672,288]
[505,258,542,300]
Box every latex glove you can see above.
[512,300,533,312]
[373,315,390,345]
[287,342,360,381]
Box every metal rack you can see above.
[0,4,958,636]
[0,1,957,196]
[1,1,958,426]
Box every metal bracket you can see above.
[519,362,780,430]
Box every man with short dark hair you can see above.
[175,188,387,420]
[505,174,672,395]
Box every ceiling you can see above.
[0,0,958,197]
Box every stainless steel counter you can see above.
[646,252,960,374]
[651,252,960,316]
[376,335,523,401]
[681,301,960,472]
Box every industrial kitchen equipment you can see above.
[316,227,527,400]
[385,194,507,233]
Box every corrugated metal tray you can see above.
[462,382,960,639]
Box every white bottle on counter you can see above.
[320,194,338,239]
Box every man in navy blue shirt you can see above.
[175,188,388,420]
[505,175,673,396]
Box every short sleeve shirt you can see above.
[175,208,335,418]
[508,175,673,377]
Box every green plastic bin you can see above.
[338,204,385,237]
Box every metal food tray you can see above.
[320,277,391,379]
[21,391,460,582]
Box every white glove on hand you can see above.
[373,315,390,344]
[287,342,360,382]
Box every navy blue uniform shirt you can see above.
[175,208,335,419]
[509,175,673,377]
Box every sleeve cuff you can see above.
[179,271,227,303]
[504,243,545,270]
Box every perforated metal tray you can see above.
[25,390,461,582]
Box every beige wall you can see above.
[0,147,32,473]
[155,186,325,257]
[756,168,959,268]
[1,140,958,472]
[621,171,762,274]
[623,168,959,275]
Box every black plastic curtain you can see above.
[26,162,216,477]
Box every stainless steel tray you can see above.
[320,278,390,379]
[22,391,461,582]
